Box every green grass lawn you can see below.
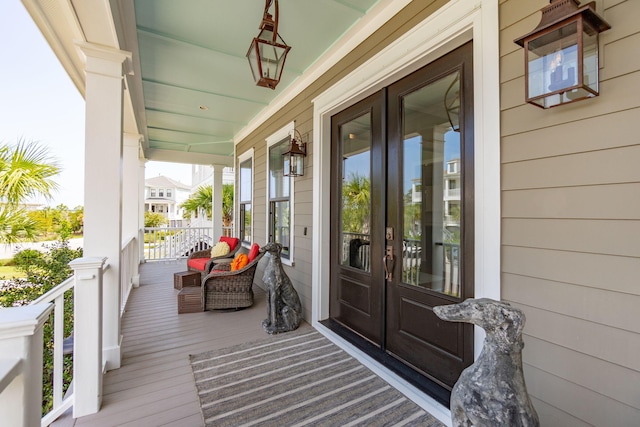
[0,265,25,279]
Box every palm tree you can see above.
[181,185,213,219]
[342,172,370,233]
[0,139,60,243]
[222,184,234,226]
[181,184,234,225]
[0,139,59,205]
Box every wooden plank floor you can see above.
[63,260,274,427]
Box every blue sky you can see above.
[0,1,191,208]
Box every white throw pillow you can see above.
[211,241,230,257]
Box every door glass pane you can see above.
[340,113,371,272]
[402,71,462,296]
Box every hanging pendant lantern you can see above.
[246,0,291,90]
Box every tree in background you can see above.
[222,183,234,226]
[181,185,212,219]
[27,204,84,240]
[341,172,370,234]
[0,139,60,243]
[181,184,234,226]
[144,211,169,228]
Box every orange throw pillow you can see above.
[230,253,249,271]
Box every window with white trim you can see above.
[266,122,295,263]
[238,150,254,246]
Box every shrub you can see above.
[0,239,82,414]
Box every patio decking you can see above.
[61,260,273,426]
[53,260,446,427]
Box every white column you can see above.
[0,304,52,427]
[139,161,147,265]
[78,42,131,371]
[69,257,106,417]
[123,133,141,241]
[212,165,224,239]
[123,133,141,283]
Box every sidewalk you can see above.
[0,237,83,260]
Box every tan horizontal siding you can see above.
[503,218,640,257]
[502,145,640,190]
[502,183,640,219]
[502,246,640,296]
[523,335,640,408]
[601,32,640,81]
[523,362,640,426]
[529,397,591,427]
[502,108,640,162]
[500,0,640,425]
[502,70,640,135]
[503,273,640,333]
[514,302,640,374]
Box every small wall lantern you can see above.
[246,0,291,90]
[514,0,610,108]
[282,129,307,177]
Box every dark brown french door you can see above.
[329,42,474,395]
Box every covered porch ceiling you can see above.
[22,0,409,166]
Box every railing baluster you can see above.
[52,294,65,408]
[141,227,217,261]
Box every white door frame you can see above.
[311,0,500,422]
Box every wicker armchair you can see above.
[202,249,265,310]
[187,236,241,276]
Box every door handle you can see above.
[384,246,394,281]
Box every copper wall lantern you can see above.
[514,0,610,108]
[282,129,307,177]
[246,0,291,90]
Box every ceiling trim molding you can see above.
[233,0,412,144]
[137,27,246,64]
[145,108,246,126]
[145,149,234,167]
[142,79,270,108]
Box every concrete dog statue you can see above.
[433,298,539,427]
[261,242,302,334]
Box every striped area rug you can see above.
[189,328,444,427]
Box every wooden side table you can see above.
[177,287,202,313]
[174,270,201,290]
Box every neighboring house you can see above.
[144,176,190,227]
[443,158,461,228]
[9,1,639,426]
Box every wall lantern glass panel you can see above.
[514,0,610,109]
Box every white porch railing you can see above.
[0,253,126,426]
[143,226,233,261]
[31,277,76,426]
[120,236,138,313]
[0,304,52,427]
